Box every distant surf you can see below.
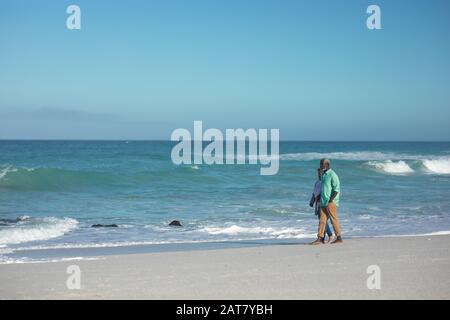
[280,152,450,175]
[366,160,414,175]
[279,151,421,161]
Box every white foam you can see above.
[0,166,17,180]
[0,256,102,265]
[367,160,414,175]
[16,215,31,221]
[280,151,416,161]
[200,225,315,239]
[421,230,450,236]
[370,230,450,238]
[0,217,78,245]
[421,158,450,174]
[8,237,283,252]
[358,214,376,220]
[279,151,440,161]
[0,247,14,254]
[202,225,271,235]
[0,166,36,182]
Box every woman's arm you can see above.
[309,194,315,207]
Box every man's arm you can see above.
[328,191,338,204]
[328,172,340,205]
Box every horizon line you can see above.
[1,139,449,143]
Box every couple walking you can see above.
[309,159,343,245]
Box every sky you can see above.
[0,0,449,140]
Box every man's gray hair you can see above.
[320,158,330,166]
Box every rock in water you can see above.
[169,220,182,227]
[0,216,30,224]
[91,224,119,228]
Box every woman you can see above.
[309,168,333,242]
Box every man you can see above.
[311,158,343,245]
[309,168,333,242]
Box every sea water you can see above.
[1,141,450,263]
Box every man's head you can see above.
[320,158,330,171]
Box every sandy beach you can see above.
[1,235,449,300]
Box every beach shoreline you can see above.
[1,234,449,299]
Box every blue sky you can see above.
[1,0,449,140]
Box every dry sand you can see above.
[1,235,449,299]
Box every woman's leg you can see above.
[325,219,333,237]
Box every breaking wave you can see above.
[280,152,450,175]
[366,160,414,175]
[421,159,450,174]
[0,217,78,245]
[0,164,206,191]
[0,166,119,191]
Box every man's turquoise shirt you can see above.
[320,169,340,207]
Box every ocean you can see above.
[1,141,450,263]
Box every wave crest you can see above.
[421,159,450,174]
[0,217,78,245]
[0,166,117,191]
[366,160,414,175]
[280,151,419,161]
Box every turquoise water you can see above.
[1,141,450,262]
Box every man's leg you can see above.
[310,206,328,245]
[318,202,333,238]
[325,202,340,236]
[325,202,343,243]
